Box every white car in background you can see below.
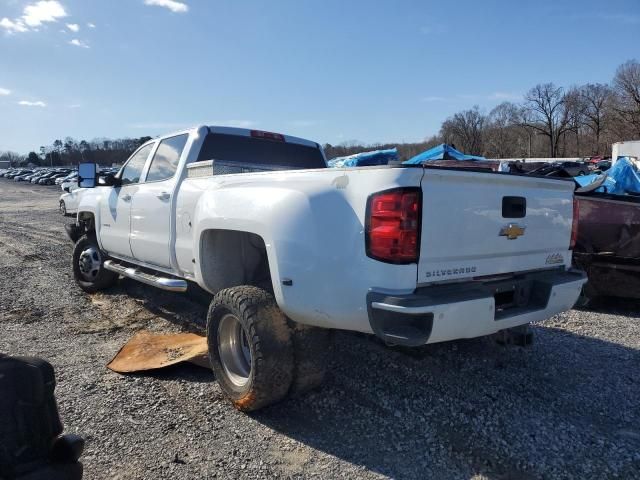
[59,173,78,190]
[59,187,84,216]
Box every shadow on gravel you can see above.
[251,328,640,479]
[88,279,639,478]
[575,296,640,319]
[100,278,210,333]
[141,362,215,385]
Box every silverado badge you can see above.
[499,223,526,240]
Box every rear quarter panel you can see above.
[176,166,424,332]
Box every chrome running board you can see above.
[103,260,187,292]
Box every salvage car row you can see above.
[0,167,120,216]
[1,167,77,185]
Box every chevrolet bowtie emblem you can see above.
[499,223,526,240]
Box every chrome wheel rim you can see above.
[78,246,102,281]
[59,201,66,215]
[218,313,252,387]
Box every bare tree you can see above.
[440,106,486,155]
[0,151,25,166]
[523,83,573,157]
[612,59,640,137]
[580,83,613,155]
[485,102,521,158]
[563,87,587,156]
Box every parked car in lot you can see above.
[42,172,71,185]
[59,188,84,216]
[13,171,34,181]
[6,169,31,179]
[66,125,586,412]
[57,172,77,185]
[595,160,612,172]
[30,172,49,183]
[531,161,591,177]
[36,172,58,184]
[61,178,78,192]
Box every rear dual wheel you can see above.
[206,286,330,411]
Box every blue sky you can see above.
[0,0,638,153]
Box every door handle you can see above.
[122,194,132,202]
[156,192,171,201]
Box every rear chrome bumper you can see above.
[367,269,586,346]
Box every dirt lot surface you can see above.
[1,179,639,479]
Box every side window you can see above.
[121,144,154,185]
[145,134,189,182]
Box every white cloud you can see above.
[1,1,66,34]
[1,17,28,33]
[87,22,96,28]
[0,87,11,96]
[19,100,47,107]
[66,23,79,32]
[144,0,189,13]
[22,1,67,27]
[69,38,89,48]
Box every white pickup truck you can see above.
[67,125,586,411]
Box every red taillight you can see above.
[250,130,285,142]
[570,197,579,249]
[366,188,421,264]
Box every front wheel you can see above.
[207,286,294,411]
[72,234,118,293]
[59,200,67,216]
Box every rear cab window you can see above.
[145,134,189,182]
[196,132,326,174]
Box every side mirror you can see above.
[78,163,97,188]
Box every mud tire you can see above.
[289,323,332,396]
[207,286,294,411]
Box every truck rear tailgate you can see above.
[418,169,575,285]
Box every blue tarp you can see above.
[328,148,398,168]
[403,144,486,164]
[574,157,640,195]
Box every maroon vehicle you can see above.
[573,191,640,300]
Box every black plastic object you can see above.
[0,355,83,480]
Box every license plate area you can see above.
[483,277,544,320]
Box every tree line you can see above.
[1,136,152,168]
[324,59,640,160]
[2,59,639,166]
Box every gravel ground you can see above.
[1,179,639,479]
